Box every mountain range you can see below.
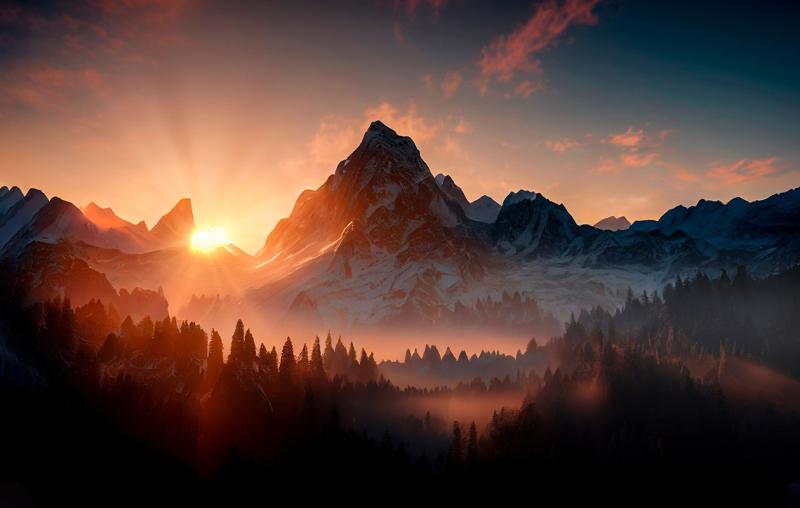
[2,121,798,337]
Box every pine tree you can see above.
[310,336,326,381]
[467,421,478,465]
[243,328,256,366]
[297,343,310,379]
[269,346,278,374]
[448,421,464,468]
[228,319,245,365]
[258,343,269,372]
[120,315,138,343]
[348,342,357,368]
[323,333,334,371]
[279,337,296,385]
[137,316,154,350]
[207,329,224,384]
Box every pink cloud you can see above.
[365,102,444,144]
[478,0,599,85]
[543,138,580,153]
[706,157,782,185]
[441,70,462,98]
[621,151,659,167]
[513,79,542,98]
[607,126,646,148]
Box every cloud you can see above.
[543,138,580,153]
[706,157,782,185]
[478,0,599,89]
[621,151,659,168]
[441,70,462,98]
[308,115,361,169]
[513,79,542,98]
[450,115,471,134]
[607,126,646,148]
[596,125,669,172]
[365,102,445,144]
[0,0,199,113]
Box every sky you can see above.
[1,0,799,253]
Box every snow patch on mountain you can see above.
[502,190,538,208]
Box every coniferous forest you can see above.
[2,260,800,505]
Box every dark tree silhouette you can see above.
[243,328,256,366]
[208,328,224,384]
[228,319,245,365]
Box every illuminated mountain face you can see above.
[2,121,799,332]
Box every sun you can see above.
[190,227,229,253]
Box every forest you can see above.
[2,261,800,504]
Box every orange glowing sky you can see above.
[1,0,798,253]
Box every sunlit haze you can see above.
[190,227,229,253]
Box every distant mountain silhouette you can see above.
[150,198,195,248]
[593,215,630,231]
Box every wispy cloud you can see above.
[706,157,782,185]
[441,70,462,98]
[596,125,671,172]
[513,79,542,98]
[478,0,599,95]
[0,0,198,112]
[607,126,646,148]
[621,151,659,168]
[543,137,580,153]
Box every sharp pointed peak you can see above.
[366,119,394,135]
[170,197,192,211]
[359,120,416,150]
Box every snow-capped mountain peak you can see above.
[502,190,538,208]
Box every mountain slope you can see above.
[2,198,151,256]
[469,195,501,223]
[251,121,492,327]
[594,216,630,231]
[150,198,195,248]
[82,202,155,252]
[434,173,501,223]
[492,190,580,257]
[0,189,48,248]
[630,188,800,249]
[0,186,24,216]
